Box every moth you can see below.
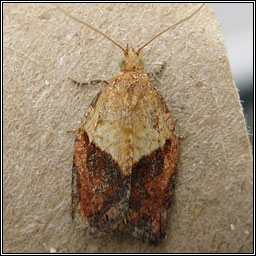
[57,4,205,245]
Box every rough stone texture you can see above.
[3,3,252,253]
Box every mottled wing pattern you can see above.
[72,70,178,243]
[72,87,131,234]
[63,3,205,245]
[126,82,178,245]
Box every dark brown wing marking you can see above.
[127,138,178,245]
[72,128,130,234]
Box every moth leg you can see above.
[66,128,77,134]
[178,133,188,140]
[147,62,167,81]
[68,77,108,86]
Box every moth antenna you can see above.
[136,3,206,55]
[55,5,126,53]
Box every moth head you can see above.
[119,45,144,72]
